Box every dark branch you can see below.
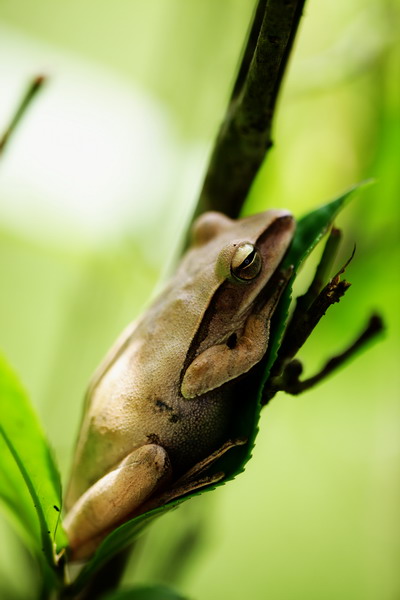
[275,271,352,371]
[0,75,47,156]
[230,0,268,104]
[262,234,360,405]
[194,0,307,219]
[269,235,356,378]
[266,314,384,397]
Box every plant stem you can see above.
[0,75,47,155]
[266,314,384,397]
[194,0,307,219]
[79,549,131,600]
[59,547,132,600]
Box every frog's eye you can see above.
[231,243,262,281]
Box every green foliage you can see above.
[0,354,66,587]
[264,183,366,379]
[0,3,397,598]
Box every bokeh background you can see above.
[0,0,399,599]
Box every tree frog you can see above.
[64,209,295,559]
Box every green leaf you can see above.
[263,183,366,382]
[72,185,364,589]
[102,584,188,600]
[0,354,66,573]
[71,509,169,592]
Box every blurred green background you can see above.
[0,0,399,599]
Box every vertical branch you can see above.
[195,0,307,219]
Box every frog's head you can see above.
[180,210,296,399]
[189,209,295,315]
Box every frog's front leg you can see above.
[64,444,172,560]
[182,312,269,399]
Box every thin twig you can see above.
[0,75,47,155]
[268,314,384,396]
[281,245,357,362]
[271,268,352,380]
[194,0,307,219]
[262,237,360,405]
[262,278,352,405]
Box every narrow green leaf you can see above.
[263,183,366,382]
[103,584,188,600]
[282,183,364,270]
[0,434,40,549]
[0,354,66,569]
[72,185,364,588]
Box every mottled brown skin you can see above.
[64,210,295,559]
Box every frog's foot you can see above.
[64,444,172,561]
[140,437,247,512]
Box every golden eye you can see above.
[231,243,262,281]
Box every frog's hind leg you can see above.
[176,437,247,484]
[64,444,172,560]
[141,438,247,512]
